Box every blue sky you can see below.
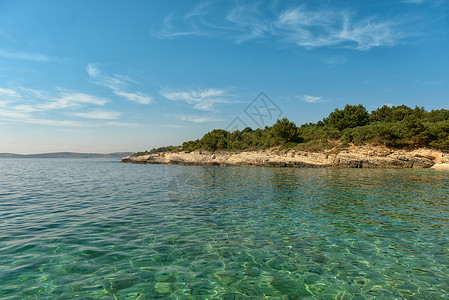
[0,0,448,153]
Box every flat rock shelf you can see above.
[122,146,449,169]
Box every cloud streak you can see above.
[70,110,121,120]
[152,14,205,38]
[275,7,399,50]
[160,88,231,111]
[300,94,323,103]
[403,0,425,4]
[0,86,125,127]
[86,64,152,104]
[5,88,108,113]
[0,109,90,127]
[86,64,128,90]
[226,2,270,42]
[176,114,225,123]
[0,88,21,98]
[153,2,404,50]
[0,49,52,61]
[114,91,152,104]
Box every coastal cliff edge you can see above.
[122,146,449,169]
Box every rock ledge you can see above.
[122,146,449,169]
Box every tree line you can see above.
[135,104,449,155]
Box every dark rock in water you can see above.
[137,270,155,281]
[307,265,324,275]
[155,268,176,282]
[190,259,212,272]
[267,257,285,270]
[154,282,171,294]
[215,270,244,285]
[78,248,105,258]
[244,268,262,278]
[312,255,329,264]
[304,274,321,284]
[188,281,217,296]
[221,293,242,300]
[271,277,311,296]
[104,277,138,293]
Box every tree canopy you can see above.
[136,104,449,155]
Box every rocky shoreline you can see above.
[121,145,449,169]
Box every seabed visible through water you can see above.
[0,159,448,299]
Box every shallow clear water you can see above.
[1,159,449,299]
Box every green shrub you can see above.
[164,105,449,153]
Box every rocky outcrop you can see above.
[122,146,449,168]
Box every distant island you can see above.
[123,105,449,169]
[0,152,133,159]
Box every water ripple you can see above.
[1,159,449,298]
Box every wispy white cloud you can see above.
[6,89,108,113]
[160,88,231,111]
[300,95,323,103]
[86,64,152,104]
[402,0,425,4]
[157,124,187,128]
[44,91,107,110]
[176,114,225,123]
[85,64,100,78]
[185,1,213,19]
[0,87,21,98]
[0,109,90,127]
[226,2,269,42]
[0,86,116,127]
[22,118,89,127]
[0,88,19,107]
[275,6,399,50]
[114,91,152,104]
[152,14,205,38]
[86,64,128,90]
[0,49,52,62]
[0,101,11,108]
[106,121,140,127]
[153,3,404,51]
[0,109,29,120]
[70,110,121,120]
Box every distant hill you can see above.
[0,152,133,159]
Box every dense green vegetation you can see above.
[136,105,449,155]
[132,146,177,157]
[181,105,449,152]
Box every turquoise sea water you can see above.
[0,159,449,299]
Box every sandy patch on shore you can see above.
[431,163,449,170]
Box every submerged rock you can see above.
[104,277,138,293]
[271,277,312,296]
